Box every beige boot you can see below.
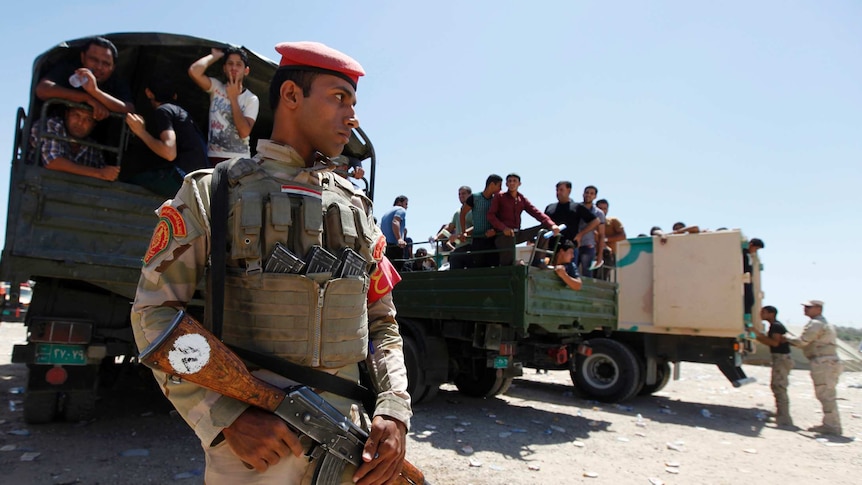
[807,424,842,436]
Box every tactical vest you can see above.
[219,158,380,368]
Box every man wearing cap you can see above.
[132,41,411,484]
[787,300,843,435]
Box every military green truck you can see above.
[1,33,375,423]
[393,229,761,404]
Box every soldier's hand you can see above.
[211,47,225,59]
[222,407,303,473]
[353,415,408,485]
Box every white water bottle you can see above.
[69,73,89,88]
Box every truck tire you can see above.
[454,366,512,398]
[639,361,671,396]
[61,390,98,422]
[24,391,59,424]
[570,338,642,403]
[402,334,431,404]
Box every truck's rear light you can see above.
[547,346,568,365]
[499,343,515,356]
[45,366,68,385]
[29,320,93,344]
[577,343,593,357]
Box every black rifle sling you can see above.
[209,163,229,340]
[229,344,376,414]
[208,162,376,414]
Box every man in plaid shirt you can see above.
[30,106,120,181]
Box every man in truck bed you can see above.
[29,105,120,181]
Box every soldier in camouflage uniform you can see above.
[131,41,411,485]
[787,299,843,436]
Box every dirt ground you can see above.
[1,320,860,485]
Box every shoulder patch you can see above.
[143,204,193,266]
[372,235,386,262]
[159,206,187,238]
[143,220,172,265]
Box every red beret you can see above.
[274,41,365,88]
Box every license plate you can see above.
[35,344,87,365]
[493,356,509,369]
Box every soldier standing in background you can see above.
[788,300,843,436]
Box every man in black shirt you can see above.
[542,181,600,262]
[754,305,794,427]
[36,36,134,120]
[124,76,207,197]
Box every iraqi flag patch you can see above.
[281,184,322,199]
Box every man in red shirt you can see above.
[487,173,559,265]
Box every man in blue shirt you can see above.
[381,195,409,270]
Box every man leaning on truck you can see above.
[29,106,120,181]
[35,36,134,120]
[131,41,411,484]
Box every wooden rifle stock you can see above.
[138,311,426,485]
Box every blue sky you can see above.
[0,1,860,327]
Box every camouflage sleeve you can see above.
[350,190,413,429]
[366,293,412,430]
[130,172,249,447]
[787,320,823,347]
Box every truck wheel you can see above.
[639,361,671,396]
[454,366,513,398]
[61,390,98,422]
[570,338,642,403]
[23,391,59,424]
[402,335,431,404]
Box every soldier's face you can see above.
[803,305,821,317]
[296,74,359,158]
[81,45,115,83]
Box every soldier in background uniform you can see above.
[787,299,843,436]
[131,41,411,484]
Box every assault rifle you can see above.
[138,311,427,485]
